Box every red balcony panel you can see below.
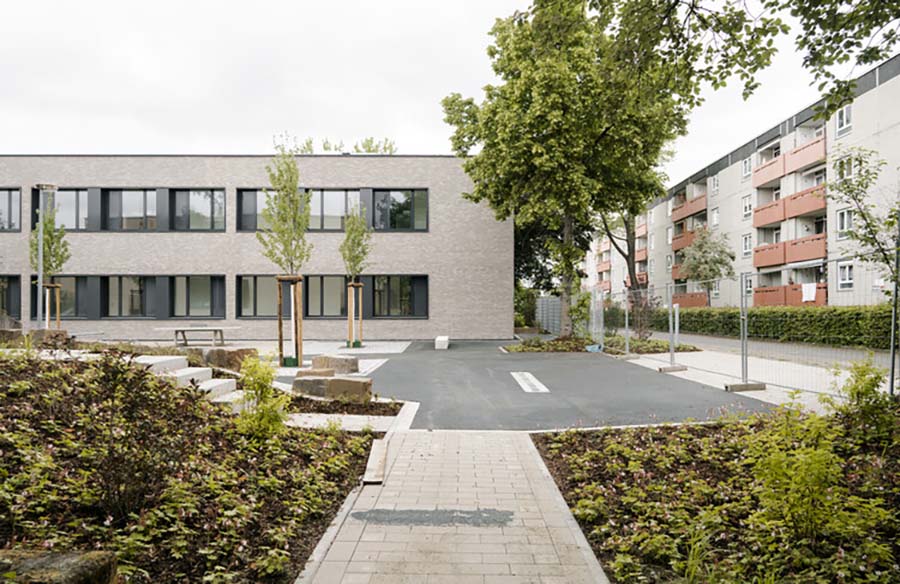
[635,222,648,237]
[671,263,684,280]
[634,248,648,262]
[671,230,695,252]
[599,280,611,292]
[672,292,708,308]
[597,260,611,273]
[671,194,707,223]
[599,239,611,252]
[785,283,827,306]
[624,272,649,288]
[785,233,827,263]
[754,286,787,306]
[753,242,785,268]
[785,136,826,174]
[753,198,785,228]
[784,185,826,219]
[752,155,785,188]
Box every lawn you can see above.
[533,360,899,583]
[0,351,373,583]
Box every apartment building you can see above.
[586,53,900,308]
[0,155,513,340]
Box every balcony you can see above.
[671,194,707,223]
[753,198,785,228]
[599,239,611,252]
[752,155,785,188]
[624,272,648,288]
[672,292,708,308]
[635,248,648,262]
[753,242,785,268]
[597,260,611,273]
[671,263,685,280]
[671,230,695,251]
[784,185,826,219]
[599,280,611,292]
[785,136,826,174]
[754,283,827,307]
[785,233,827,263]
[635,222,648,237]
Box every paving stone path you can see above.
[306,431,608,583]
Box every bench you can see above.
[155,326,240,347]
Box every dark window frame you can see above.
[0,275,20,319]
[170,275,223,318]
[372,189,428,232]
[103,189,158,232]
[372,275,428,319]
[171,189,226,232]
[43,189,89,231]
[0,188,21,232]
[304,274,349,319]
[30,275,87,320]
[104,275,153,318]
[236,274,282,319]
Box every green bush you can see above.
[514,283,538,327]
[602,334,698,355]
[650,304,893,349]
[237,355,290,442]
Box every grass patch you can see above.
[0,351,373,582]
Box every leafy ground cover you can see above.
[0,351,373,582]
[533,360,900,583]
[601,334,699,355]
[506,335,698,354]
[289,395,403,416]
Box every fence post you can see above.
[889,218,900,396]
[674,303,680,349]
[667,284,675,366]
[599,290,605,342]
[624,292,630,355]
[740,272,749,384]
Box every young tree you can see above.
[29,205,71,326]
[340,203,372,347]
[679,227,736,304]
[353,137,397,154]
[257,136,313,364]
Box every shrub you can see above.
[506,337,591,352]
[514,283,538,327]
[237,355,290,442]
[514,313,526,328]
[602,334,698,355]
[570,291,591,338]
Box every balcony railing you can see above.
[752,155,785,188]
[597,260,611,272]
[671,230,695,251]
[753,241,785,268]
[753,285,786,306]
[785,233,827,263]
[671,194,707,223]
[672,292,708,308]
[635,222,648,237]
[624,272,649,288]
[784,185,826,219]
[599,239,611,252]
[753,198,785,228]
[785,136,826,174]
[635,248,648,262]
[754,283,827,307]
[671,263,684,280]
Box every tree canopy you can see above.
[680,228,736,293]
[29,205,70,277]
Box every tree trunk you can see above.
[559,215,575,338]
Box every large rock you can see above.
[31,329,69,348]
[311,354,359,374]
[203,347,258,371]
[294,368,335,378]
[0,329,23,344]
[0,550,117,584]
[293,376,372,403]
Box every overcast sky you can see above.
[1,0,826,187]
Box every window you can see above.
[742,195,752,219]
[32,276,81,318]
[711,280,720,298]
[836,104,852,136]
[711,207,720,227]
[837,157,854,181]
[0,276,20,319]
[742,234,752,257]
[812,168,826,185]
[814,124,825,138]
[741,157,752,178]
[773,229,781,244]
[47,189,88,230]
[773,187,781,201]
[744,276,753,296]
[173,190,225,231]
[373,189,427,231]
[105,190,157,230]
[838,262,854,290]
[648,211,654,226]
[666,199,673,216]
[837,208,854,239]
[105,276,152,317]
[648,259,655,276]
[172,276,219,317]
[666,226,673,244]
[373,275,427,317]
[710,175,719,196]
[649,234,655,250]
[306,189,364,230]
[666,254,673,270]
[306,275,347,317]
[0,190,20,230]
[238,275,279,317]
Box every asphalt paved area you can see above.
[351,341,769,430]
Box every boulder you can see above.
[0,329,23,344]
[203,347,258,371]
[0,550,117,584]
[295,368,335,378]
[31,329,69,348]
[292,376,331,398]
[311,354,359,374]
[293,376,372,403]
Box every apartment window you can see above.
[237,275,279,317]
[172,276,222,317]
[0,276,20,319]
[773,229,781,244]
[306,275,347,317]
[373,189,427,231]
[373,275,427,317]
[173,190,225,231]
[711,280,720,298]
[666,226,673,244]
[838,262,854,290]
[837,157,855,181]
[742,234,752,257]
[666,254,673,270]
[744,276,753,296]
[307,189,363,231]
[812,168,826,185]
[648,211,654,225]
[47,189,89,230]
[710,175,719,196]
[649,234,655,250]
[105,276,153,317]
[741,195,752,219]
[0,190,20,231]
[814,124,825,138]
[648,259,655,276]
[666,199,673,216]
[837,208,854,239]
[773,187,781,201]
[105,190,157,230]
[836,104,852,137]
[710,207,720,227]
[741,157,752,178]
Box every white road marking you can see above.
[511,371,550,393]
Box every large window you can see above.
[836,104,852,137]
[172,276,218,317]
[0,276,20,319]
[105,190,157,230]
[838,262,854,290]
[105,276,153,317]
[173,190,225,231]
[308,190,362,231]
[306,275,347,317]
[31,276,82,318]
[373,190,427,231]
[373,275,427,317]
[238,275,279,317]
[0,189,20,231]
[46,189,89,230]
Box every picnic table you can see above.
[154,326,241,347]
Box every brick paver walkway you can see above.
[306,431,608,583]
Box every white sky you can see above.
[1,1,827,187]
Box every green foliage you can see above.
[602,334,698,355]
[353,137,397,154]
[826,358,895,446]
[649,304,893,349]
[339,202,372,280]
[679,228,736,291]
[257,135,313,274]
[236,356,289,442]
[569,292,591,338]
[506,336,592,352]
[514,282,538,327]
[29,204,70,277]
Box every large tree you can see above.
[679,227,736,303]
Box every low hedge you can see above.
[650,304,893,349]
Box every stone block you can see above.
[0,549,117,584]
[0,329,23,344]
[435,335,449,350]
[31,329,69,348]
[325,376,372,402]
[311,354,359,374]
[203,347,258,371]
[295,368,335,378]
[293,376,332,398]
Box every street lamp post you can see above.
[34,184,56,330]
